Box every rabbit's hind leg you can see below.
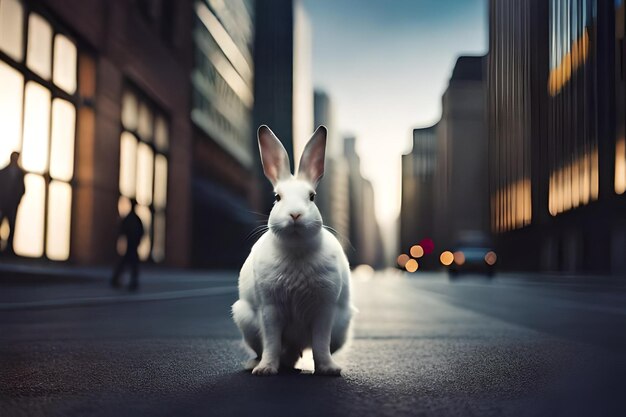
[330,306,353,354]
[232,300,262,368]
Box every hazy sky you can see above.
[301,0,488,241]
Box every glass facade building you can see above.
[191,0,254,168]
[0,0,91,261]
[488,0,621,272]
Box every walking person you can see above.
[111,200,145,291]
[0,152,26,255]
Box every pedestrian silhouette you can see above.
[111,200,145,291]
[0,152,26,255]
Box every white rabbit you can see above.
[232,125,355,376]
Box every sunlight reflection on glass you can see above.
[121,91,138,131]
[119,132,137,198]
[0,0,24,61]
[46,180,72,261]
[26,13,52,79]
[154,154,168,209]
[53,34,77,94]
[136,142,154,206]
[14,174,45,258]
[616,138,626,194]
[49,98,76,181]
[22,82,51,174]
[0,61,23,166]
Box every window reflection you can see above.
[122,91,138,131]
[119,86,169,262]
[119,132,138,198]
[46,180,72,260]
[14,174,46,258]
[53,34,77,94]
[2,9,79,261]
[50,98,76,181]
[136,142,154,206]
[154,154,168,209]
[0,61,23,166]
[26,13,52,79]
[22,82,51,174]
[0,0,24,61]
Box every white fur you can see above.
[232,126,355,376]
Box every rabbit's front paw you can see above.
[252,362,278,376]
[314,360,342,376]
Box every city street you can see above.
[1,270,626,417]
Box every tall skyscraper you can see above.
[488,0,618,272]
[252,0,313,214]
[400,125,437,269]
[344,137,384,268]
[191,0,257,268]
[435,56,489,253]
[313,91,350,251]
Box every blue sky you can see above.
[301,0,487,246]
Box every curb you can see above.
[0,285,238,311]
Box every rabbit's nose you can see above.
[290,213,302,221]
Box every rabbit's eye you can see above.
[274,194,281,202]
[309,192,315,202]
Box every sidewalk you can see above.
[0,260,238,311]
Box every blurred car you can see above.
[441,231,497,276]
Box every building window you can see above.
[118,86,169,263]
[191,0,254,167]
[0,0,81,260]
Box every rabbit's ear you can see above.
[258,125,291,185]
[298,126,327,188]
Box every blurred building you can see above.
[190,0,257,268]
[488,0,620,273]
[344,137,384,268]
[313,90,350,250]
[434,56,489,252]
[400,125,437,269]
[252,0,313,214]
[0,0,261,269]
[0,0,195,266]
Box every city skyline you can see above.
[302,0,488,234]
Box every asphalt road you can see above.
[1,270,625,417]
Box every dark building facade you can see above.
[488,0,622,273]
[190,0,257,268]
[400,125,437,269]
[435,56,489,253]
[252,0,312,215]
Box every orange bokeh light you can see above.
[410,245,424,258]
[440,251,454,266]
[453,251,465,265]
[405,259,418,272]
[397,253,410,267]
